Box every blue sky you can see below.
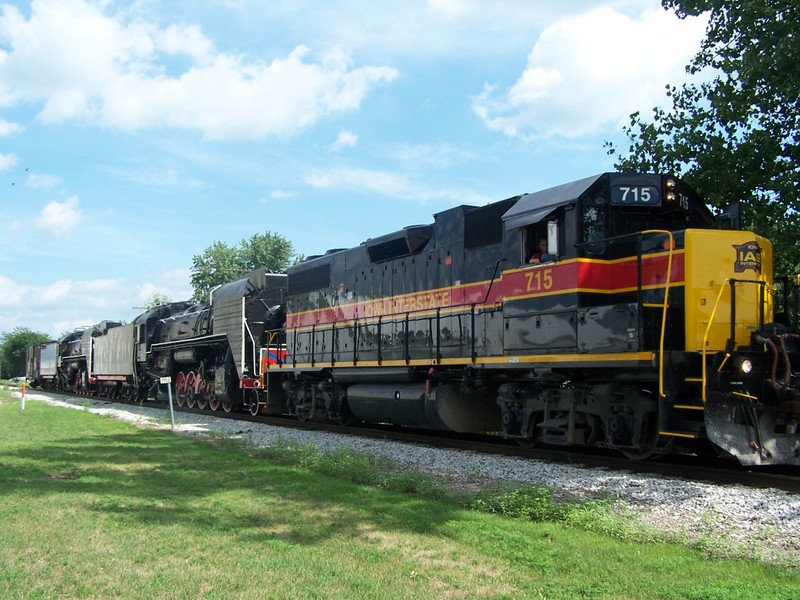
[0,0,706,338]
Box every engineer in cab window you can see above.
[528,238,555,264]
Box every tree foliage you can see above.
[190,231,295,300]
[144,293,172,310]
[607,0,800,275]
[0,327,50,379]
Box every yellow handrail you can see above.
[701,278,731,403]
[641,230,674,399]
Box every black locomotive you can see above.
[27,172,800,466]
[27,270,287,415]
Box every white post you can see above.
[160,376,175,429]
[20,381,26,411]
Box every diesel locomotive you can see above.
[27,172,800,466]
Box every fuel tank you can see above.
[345,382,501,433]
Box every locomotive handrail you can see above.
[243,311,259,376]
[701,277,768,402]
[640,229,675,400]
[574,229,681,250]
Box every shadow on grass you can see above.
[0,404,459,548]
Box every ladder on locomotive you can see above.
[637,230,704,440]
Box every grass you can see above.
[1,392,798,599]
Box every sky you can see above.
[0,0,707,338]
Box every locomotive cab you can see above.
[508,173,714,265]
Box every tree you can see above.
[240,232,294,274]
[606,1,800,275]
[190,231,295,300]
[0,327,50,379]
[144,292,172,309]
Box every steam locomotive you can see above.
[27,172,800,466]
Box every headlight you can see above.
[733,356,753,374]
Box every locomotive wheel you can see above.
[248,393,261,416]
[195,378,208,410]
[174,372,186,407]
[222,401,233,413]
[621,446,657,461]
[515,437,539,449]
[208,395,220,411]
[620,436,674,461]
[515,413,543,448]
[619,416,670,461]
[185,372,196,409]
[337,400,352,426]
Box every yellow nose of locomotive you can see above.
[684,229,773,352]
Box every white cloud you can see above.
[0,269,194,338]
[0,1,398,139]
[25,173,61,188]
[0,152,17,170]
[386,142,477,168]
[331,130,358,151]
[240,1,627,59]
[265,189,296,201]
[307,166,492,205]
[36,196,82,235]
[135,268,193,305]
[0,118,22,136]
[0,273,24,307]
[427,0,470,18]
[156,23,216,65]
[472,7,707,139]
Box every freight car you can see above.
[259,172,800,466]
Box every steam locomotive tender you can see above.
[262,172,800,466]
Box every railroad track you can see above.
[26,389,800,493]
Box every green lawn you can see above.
[0,396,797,599]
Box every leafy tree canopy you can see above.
[607,0,800,275]
[144,292,172,310]
[190,231,295,300]
[1,327,50,379]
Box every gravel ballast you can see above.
[14,391,800,567]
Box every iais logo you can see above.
[732,241,762,273]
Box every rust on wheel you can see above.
[195,377,208,410]
[174,371,187,407]
[185,372,196,409]
[208,384,220,411]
